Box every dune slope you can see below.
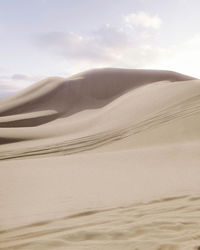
[0,68,198,158]
[1,68,200,250]
[1,195,200,250]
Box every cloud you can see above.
[0,81,22,100]
[124,12,162,29]
[0,73,41,82]
[11,74,40,81]
[37,25,133,64]
[0,74,43,99]
[38,31,112,63]
[33,11,200,78]
[153,34,200,78]
[36,11,163,74]
[0,66,7,72]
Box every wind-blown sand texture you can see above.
[1,68,200,249]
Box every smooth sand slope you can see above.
[1,68,200,250]
[0,68,197,158]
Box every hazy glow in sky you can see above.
[0,0,200,97]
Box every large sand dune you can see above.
[0,69,197,157]
[1,68,200,249]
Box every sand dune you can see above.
[0,69,198,155]
[1,68,200,249]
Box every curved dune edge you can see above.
[1,194,200,250]
[1,89,200,160]
[0,69,197,142]
[0,68,199,158]
[0,110,58,128]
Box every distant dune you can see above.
[1,68,200,250]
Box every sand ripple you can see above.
[1,93,200,160]
[1,195,200,250]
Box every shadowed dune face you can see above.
[0,68,198,148]
[0,69,195,118]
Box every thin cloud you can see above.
[0,74,41,82]
[36,11,162,74]
[11,74,40,81]
[154,35,200,78]
[124,12,162,29]
[0,81,22,100]
[0,74,43,99]
[0,66,7,72]
[37,27,130,63]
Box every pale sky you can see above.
[1,0,200,98]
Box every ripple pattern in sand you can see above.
[1,195,200,249]
[1,94,200,160]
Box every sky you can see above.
[1,0,200,98]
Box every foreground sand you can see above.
[1,69,200,249]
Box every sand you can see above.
[0,68,200,249]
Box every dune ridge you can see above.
[0,68,198,151]
[0,69,195,121]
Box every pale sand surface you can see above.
[1,69,200,249]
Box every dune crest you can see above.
[0,68,195,117]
